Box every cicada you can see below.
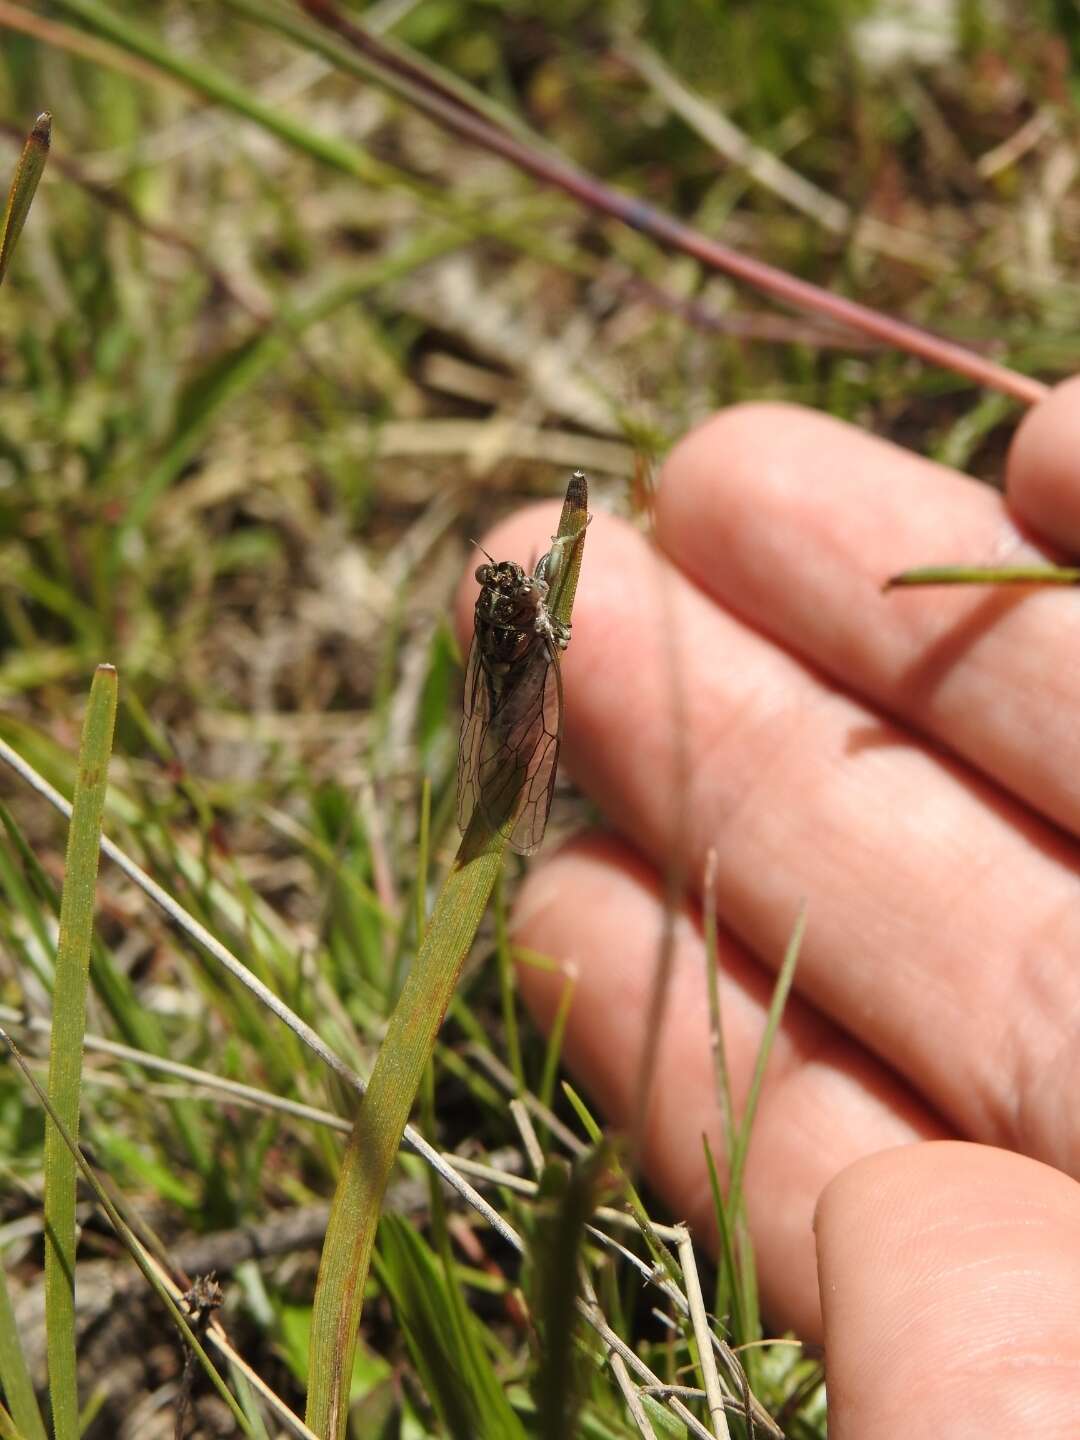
[458,516,584,854]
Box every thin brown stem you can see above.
[298,0,1049,406]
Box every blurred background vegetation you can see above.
[2,1,1079,1435]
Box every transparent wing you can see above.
[457,636,488,839]
[503,640,562,854]
[458,636,563,854]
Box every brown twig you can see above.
[174,1275,223,1440]
[297,0,1049,406]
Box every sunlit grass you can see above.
[0,0,1073,1434]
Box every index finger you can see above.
[456,475,1080,1174]
[653,389,1080,841]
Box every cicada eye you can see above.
[475,563,493,584]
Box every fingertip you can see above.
[1006,375,1080,553]
[815,1142,1080,1438]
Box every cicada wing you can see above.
[468,636,562,855]
[507,640,563,855]
[457,636,489,838]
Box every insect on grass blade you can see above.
[458,472,589,854]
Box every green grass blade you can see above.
[0,112,50,287]
[375,1214,526,1440]
[0,1264,48,1440]
[537,958,575,1115]
[562,1083,681,1288]
[0,1401,30,1440]
[728,906,806,1213]
[884,564,1080,590]
[305,814,509,1439]
[46,0,583,272]
[305,476,589,1439]
[114,230,464,556]
[548,471,589,627]
[532,1152,611,1440]
[1,1029,256,1437]
[703,851,736,1160]
[47,0,396,187]
[42,663,118,1440]
[702,1135,746,1349]
[701,852,753,1345]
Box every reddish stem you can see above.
[298,0,1049,407]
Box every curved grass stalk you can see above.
[305,474,589,1440]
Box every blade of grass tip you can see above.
[42,664,117,1440]
[0,112,50,286]
[0,1029,259,1438]
[727,905,806,1218]
[305,475,589,1440]
[0,1264,48,1440]
[883,563,1080,590]
[548,470,588,627]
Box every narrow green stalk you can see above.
[0,1263,48,1440]
[47,0,398,187]
[47,0,583,274]
[43,665,117,1440]
[2,1029,254,1436]
[0,112,50,286]
[305,476,588,1439]
[884,564,1080,589]
[538,961,574,1116]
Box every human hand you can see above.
[457,382,1080,1437]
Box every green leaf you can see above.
[375,1214,527,1440]
[43,664,118,1440]
[0,1262,48,1440]
[530,1151,613,1440]
[1,1031,253,1436]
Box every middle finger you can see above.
[465,506,1080,1176]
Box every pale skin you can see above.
[457,378,1080,1438]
